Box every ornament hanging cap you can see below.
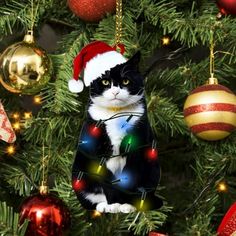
[68,41,126,93]
[23,30,35,44]
[39,180,49,195]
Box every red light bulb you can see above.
[146,148,158,160]
[72,179,85,191]
[89,125,101,137]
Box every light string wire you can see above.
[74,169,156,194]
[74,111,158,195]
[78,142,154,160]
[78,111,156,160]
[115,0,123,46]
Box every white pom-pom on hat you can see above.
[68,41,126,93]
[68,79,84,93]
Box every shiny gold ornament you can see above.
[0,31,52,95]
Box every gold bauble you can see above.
[0,31,52,95]
[183,80,236,141]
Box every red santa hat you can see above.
[68,41,127,93]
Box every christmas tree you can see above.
[0,0,236,235]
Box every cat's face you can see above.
[90,52,144,108]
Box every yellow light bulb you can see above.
[217,182,228,192]
[6,145,16,155]
[24,112,32,119]
[140,199,145,209]
[13,122,21,130]
[34,96,42,104]
[162,36,171,45]
[97,165,102,174]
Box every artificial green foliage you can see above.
[0,0,236,235]
[0,201,28,236]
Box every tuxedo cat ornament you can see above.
[69,41,163,213]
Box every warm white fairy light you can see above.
[217,182,228,193]
[12,121,21,130]
[12,112,20,119]
[34,96,42,104]
[162,36,171,45]
[24,112,32,119]
[6,145,16,155]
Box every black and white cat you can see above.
[72,51,163,213]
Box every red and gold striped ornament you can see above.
[183,79,236,141]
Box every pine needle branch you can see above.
[0,201,28,236]
[147,91,188,136]
[118,206,171,236]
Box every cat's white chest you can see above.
[88,104,144,175]
[105,117,132,154]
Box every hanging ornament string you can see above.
[39,121,53,195]
[24,0,40,42]
[29,0,39,32]
[114,0,125,54]
[115,0,122,45]
[209,30,218,85]
[40,142,49,194]
[209,27,234,85]
[30,0,34,32]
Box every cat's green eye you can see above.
[101,80,110,86]
[122,79,130,85]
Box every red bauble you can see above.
[217,202,236,236]
[67,0,116,22]
[216,0,236,15]
[19,194,71,236]
[149,232,167,236]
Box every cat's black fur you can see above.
[72,52,163,211]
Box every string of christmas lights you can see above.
[73,111,160,210]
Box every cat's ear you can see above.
[126,51,141,70]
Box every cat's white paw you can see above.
[96,202,108,213]
[119,204,136,213]
[105,203,121,213]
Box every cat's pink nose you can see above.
[112,91,120,96]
